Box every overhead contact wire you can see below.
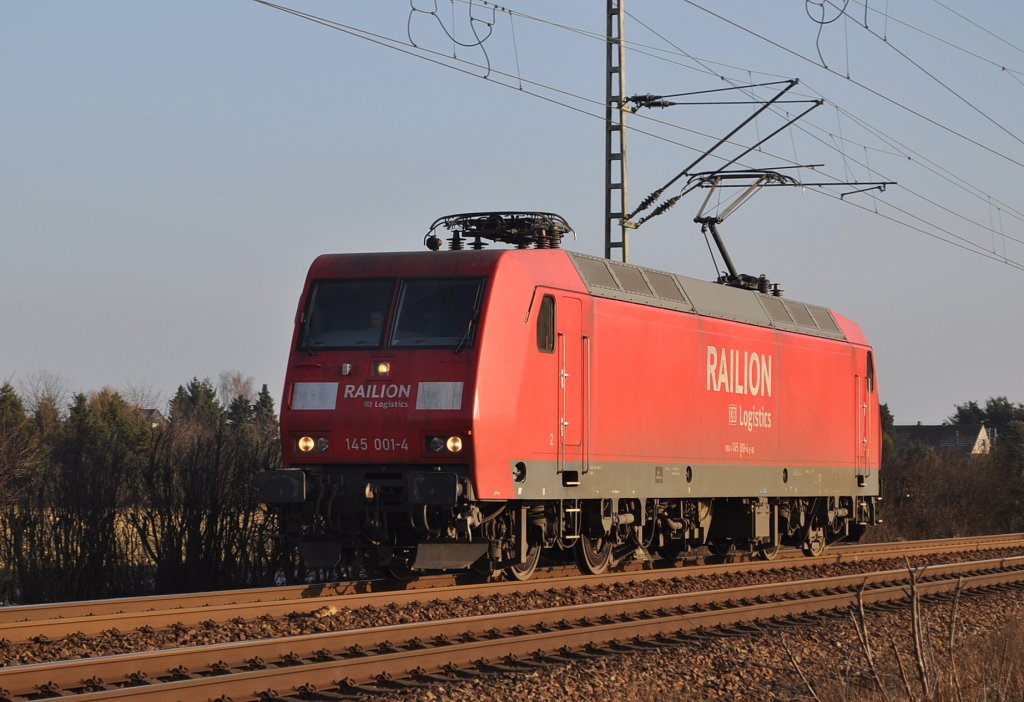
[679,0,1024,171]
[251,0,1022,270]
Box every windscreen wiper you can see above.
[454,319,474,355]
[454,283,485,355]
[301,316,316,356]
[301,288,319,356]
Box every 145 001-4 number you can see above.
[346,437,409,452]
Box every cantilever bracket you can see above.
[841,183,888,200]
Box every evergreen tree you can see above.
[950,396,1024,435]
[4,389,151,602]
[0,383,26,430]
[169,378,223,425]
[0,376,283,602]
[252,384,277,436]
[0,383,35,505]
[226,394,253,427]
[949,400,985,425]
[879,403,897,465]
[998,420,1024,476]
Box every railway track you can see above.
[1,533,1021,647]
[3,553,1023,701]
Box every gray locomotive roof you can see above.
[566,252,846,342]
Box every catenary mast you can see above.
[604,0,632,261]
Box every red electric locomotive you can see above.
[259,212,880,579]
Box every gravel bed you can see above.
[370,587,1024,701]
[1,547,1023,669]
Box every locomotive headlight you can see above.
[427,435,465,453]
[315,437,329,452]
[372,361,391,377]
[297,436,316,453]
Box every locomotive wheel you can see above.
[801,526,826,557]
[757,540,781,561]
[384,561,414,580]
[574,534,612,575]
[656,544,686,564]
[708,539,736,558]
[505,543,542,581]
[634,511,657,552]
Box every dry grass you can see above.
[791,574,1024,702]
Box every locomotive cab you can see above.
[263,264,495,572]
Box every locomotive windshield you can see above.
[300,277,485,351]
[392,278,484,348]
[301,279,395,350]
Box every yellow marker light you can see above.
[297,436,316,453]
[446,436,463,453]
[373,361,391,377]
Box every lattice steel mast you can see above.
[604,0,631,261]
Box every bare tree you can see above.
[122,380,164,412]
[17,371,71,418]
[217,370,254,408]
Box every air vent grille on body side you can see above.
[608,262,653,295]
[785,301,817,328]
[808,306,841,333]
[760,296,793,324]
[575,257,618,289]
[646,271,687,302]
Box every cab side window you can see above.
[867,351,875,393]
[537,295,555,353]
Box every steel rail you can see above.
[2,532,1015,626]
[4,555,1024,701]
[1,533,1022,644]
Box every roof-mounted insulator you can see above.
[424,211,576,251]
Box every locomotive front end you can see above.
[259,253,494,574]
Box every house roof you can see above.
[141,408,167,429]
[893,424,991,455]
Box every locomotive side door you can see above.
[557,296,585,480]
[855,374,866,473]
[854,351,873,479]
[855,351,876,480]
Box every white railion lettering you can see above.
[748,352,760,397]
[344,384,412,401]
[706,345,774,398]
[736,351,746,394]
[718,347,730,393]
[724,352,733,397]
[707,346,719,392]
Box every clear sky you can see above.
[3,1,1023,424]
